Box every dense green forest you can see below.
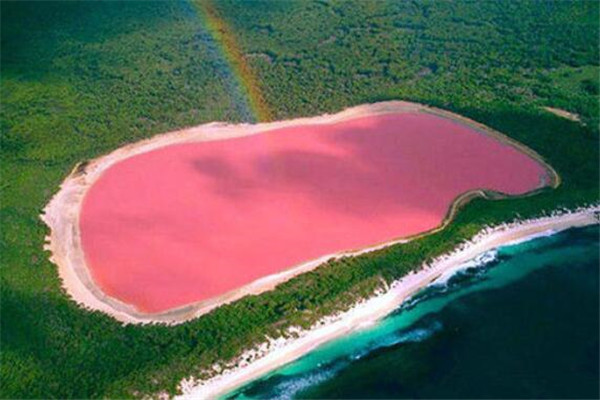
[1,1,598,398]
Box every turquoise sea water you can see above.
[226,225,599,399]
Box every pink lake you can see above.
[80,112,549,313]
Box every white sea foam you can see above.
[262,319,444,399]
[395,320,443,343]
[258,362,343,400]
[503,228,558,246]
[432,249,499,287]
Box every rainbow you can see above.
[192,0,273,122]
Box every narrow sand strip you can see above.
[177,206,599,400]
[41,101,558,324]
[543,106,582,123]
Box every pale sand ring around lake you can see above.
[41,101,559,325]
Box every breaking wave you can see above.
[433,250,500,287]
[396,250,503,314]
[233,319,444,400]
[350,318,443,361]
[243,363,343,400]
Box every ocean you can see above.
[225,224,599,399]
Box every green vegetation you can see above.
[1,0,598,398]
[218,0,599,129]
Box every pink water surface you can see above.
[80,112,548,313]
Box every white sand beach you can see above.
[176,206,598,399]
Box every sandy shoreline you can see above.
[177,206,599,399]
[41,100,558,325]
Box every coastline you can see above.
[176,206,599,400]
[40,100,558,325]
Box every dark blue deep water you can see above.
[226,225,599,399]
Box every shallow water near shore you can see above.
[225,224,599,399]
